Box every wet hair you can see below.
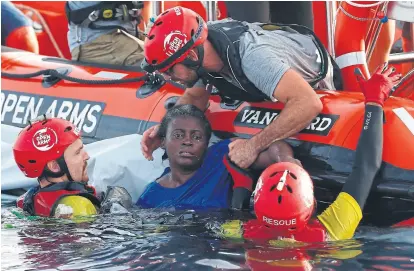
[157,104,212,142]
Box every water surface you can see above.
[2,203,414,271]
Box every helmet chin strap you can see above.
[41,156,75,183]
[57,156,76,182]
[181,46,208,88]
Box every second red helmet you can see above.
[141,6,208,73]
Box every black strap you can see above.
[65,2,106,25]
[22,187,39,215]
[206,22,271,102]
[40,156,66,180]
[231,188,252,210]
[262,23,330,86]
[202,73,270,102]
[43,182,101,208]
[223,155,254,210]
[65,1,143,25]
[181,46,209,88]
[330,54,344,90]
[38,155,74,182]
[39,181,90,192]
[280,23,343,89]
[56,156,75,182]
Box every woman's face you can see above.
[164,116,208,171]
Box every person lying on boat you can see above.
[66,1,145,66]
[1,1,39,54]
[13,116,132,219]
[140,6,341,170]
[216,63,403,243]
[137,104,301,210]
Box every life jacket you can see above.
[16,182,101,217]
[204,20,341,102]
[243,218,327,243]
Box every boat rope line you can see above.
[344,1,385,8]
[14,3,65,58]
[1,68,154,85]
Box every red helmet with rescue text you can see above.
[253,162,315,233]
[13,116,81,178]
[141,6,208,73]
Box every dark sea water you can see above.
[2,202,414,271]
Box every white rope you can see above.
[14,4,65,59]
[338,5,380,21]
[344,1,385,8]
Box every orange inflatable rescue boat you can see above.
[1,46,414,226]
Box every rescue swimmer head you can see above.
[253,162,315,233]
[141,6,208,87]
[13,116,90,186]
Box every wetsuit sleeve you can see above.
[318,104,383,240]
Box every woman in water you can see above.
[137,104,300,210]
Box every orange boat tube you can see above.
[1,47,414,226]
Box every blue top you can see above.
[137,140,232,210]
[1,1,31,45]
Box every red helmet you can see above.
[141,6,208,73]
[253,162,315,233]
[13,116,81,178]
